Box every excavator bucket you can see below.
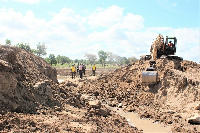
[142,67,158,85]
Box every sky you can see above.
[0,0,199,62]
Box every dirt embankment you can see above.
[1,45,199,132]
[0,45,58,113]
[0,45,139,132]
[66,59,199,132]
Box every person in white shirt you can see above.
[79,64,83,79]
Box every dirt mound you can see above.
[0,45,139,132]
[0,45,58,113]
[77,59,200,132]
[1,45,199,132]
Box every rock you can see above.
[54,106,62,111]
[97,108,111,117]
[166,110,175,114]
[188,115,200,124]
[55,127,60,132]
[30,127,37,132]
[88,100,101,109]
[195,103,200,110]
[126,105,135,112]
[118,103,123,108]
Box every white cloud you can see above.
[172,3,177,7]
[0,6,199,62]
[88,5,123,28]
[87,5,144,31]
[121,13,144,31]
[13,0,40,4]
[2,0,54,4]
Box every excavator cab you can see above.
[164,36,177,55]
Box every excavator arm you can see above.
[142,34,179,86]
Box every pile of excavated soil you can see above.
[0,45,58,113]
[0,45,139,132]
[68,58,200,132]
[1,45,199,132]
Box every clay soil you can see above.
[0,45,200,132]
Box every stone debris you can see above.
[0,45,139,132]
[88,100,101,109]
[74,58,200,132]
[0,45,200,132]
[195,103,200,110]
[188,115,200,124]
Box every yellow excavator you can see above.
[142,34,178,85]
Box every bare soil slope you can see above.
[0,45,57,113]
[0,45,138,132]
[1,45,199,132]
[71,59,200,132]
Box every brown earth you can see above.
[0,45,199,132]
[0,45,139,132]
[58,58,200,132]
[69,59,199,132]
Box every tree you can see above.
[16,43,31,52]
[107,52,115,64]
[121,57,130,65]
[98,50,107,67]
[128,56,138,62]
[49,54,57,65]
[44,57,50,64]
[36,42,47,57]
[74,59,79,63]
[56,55,61,64]
[113,54,120,64]
[5,39,11,45]
[85,53,97,64]
[60,56,71,65]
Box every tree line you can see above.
[5,39,47,57]
[85,50,138,66]
[4,39,138,66]
[45,50,138,66]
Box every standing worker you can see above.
[92,64,96,76]
[79,63,83,79]
[71,64,76,79]
[76,63,79,77]
[83,64,86,75]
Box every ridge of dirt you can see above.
[66,58,200,132]
[0,45,58,113]
[1,45,199,132]
[0,45,139,132]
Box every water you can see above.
[57,75,69,82]
[121,112,171,133]
[105,105,171,133]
